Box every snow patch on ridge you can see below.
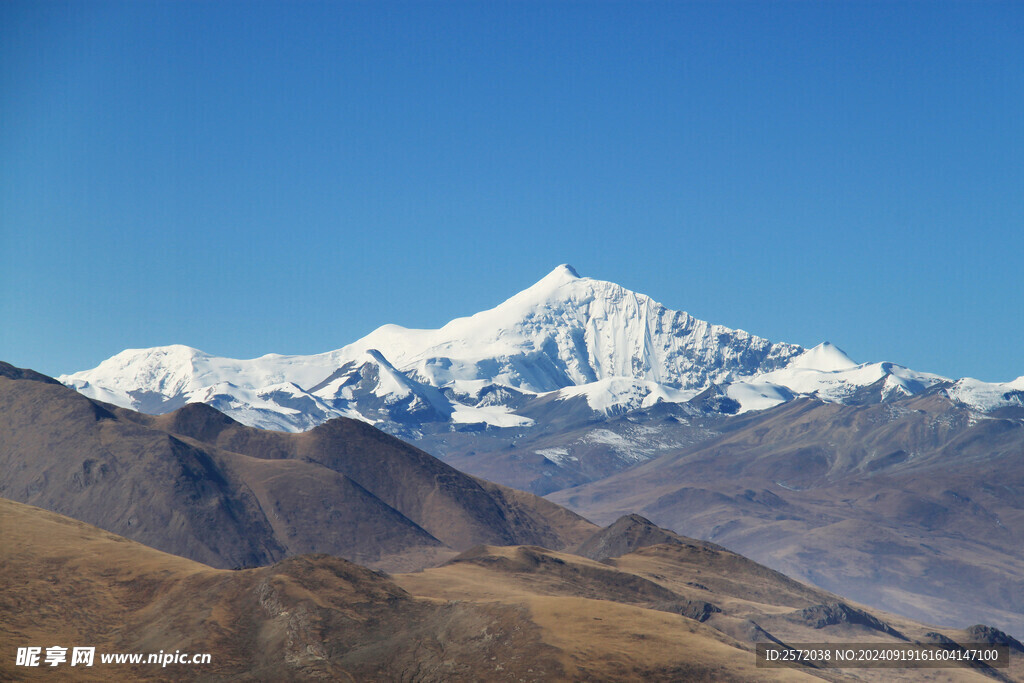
[450,403,535,428]
[535,447,575,467]
[550,377,698,415]
[946,376,1024,412]
[725,382,792,413]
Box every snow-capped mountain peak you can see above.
[787,342,858,372]
[325,265,803,396]
[58,266,1013,432]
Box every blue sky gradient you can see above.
[2,1,1022,381]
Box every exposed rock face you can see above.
[790,602,906,639]
[965,625,1024,653]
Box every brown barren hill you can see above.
[0,497,564,682]
[0,362,595,572]
[4,498,1020,681]
[143,401,597,552]
[0,499,808,682]
[396,520,1024,682]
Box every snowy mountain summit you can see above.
[60,265,1015,433]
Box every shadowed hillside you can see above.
[0,362,594,572]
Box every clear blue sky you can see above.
[2,1,1022,382]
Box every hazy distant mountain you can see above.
[549,390,1024,639]
[0,362,594,572]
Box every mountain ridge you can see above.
[62,265,1015,439]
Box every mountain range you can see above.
[14,361,1024,679]
[27,265,1024,656]
[62,265,1024,430]
[5,355,1024,678]
[59,265,1024,495]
